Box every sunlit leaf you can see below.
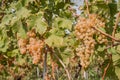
[45,35,63,47]
[35,17,48,34]
[53,17,72,30]
[15,7,30,19]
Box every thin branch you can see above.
[112,12,120,38]
[53,53,71,80]
[43,53,47,80]
[85,0,89,15]
[37,67,40,78]
[83,70,88,80]
[92,27,120,42]
[52,63,55,80]
[102,54,112,80]
[50,53,56,80]
[105,43,120,50]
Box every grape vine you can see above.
[0,0,120,80]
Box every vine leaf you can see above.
[61,47,74,65]
[117,45,120,53]
[53,17,72,30]
[16,7,30,19]
[97,45,105,52]
[7,49,19,57]
[115,33,120,39]
[11,21,27,38]
[0,30,9,52]
[0,38,9,52]
[1,15,12,25]
[35,17,48,35]
[21,0,35,6]
[17,21,27,38]
[108,3,117,16]
[45,35,63,47]
[49,28,65,36]
[107,48,117,54]
[112,52,120,79]
[115,66,120,80]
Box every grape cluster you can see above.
[18,30,44,64]
[75,14,107,68]
[18,38,27,54]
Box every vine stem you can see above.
[43,53,47,80]
[92,27,120,42]
[112,12,120,39]
[83,70,88,80]
[105,42,120,50]
[37,67,40,78]
[50,53,56,80]
[102,54,112,80]
[53,53,71,80]
[85,0,89,16]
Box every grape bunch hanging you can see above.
[75,14,108,69]
[18,30,44,64]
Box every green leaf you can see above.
[117,45,120,53]
[15,7,30,19]
[112,54,120,79]
[117,0,120,11]
[10,7,30,25]
[115,33,120,39]
[112,54,120,63]
[49,28,65,36]
[0,40,4,48]
[35,17,48,35]
[115,67,120,80]
[108,3,117,16]
[12,21,27,38]
[45,35,63,47]
[9,0,22,11]
[26,15,38,29]
[61,47,74,65]
[17,21,27,38]
[17,7,30,18]
[108,47,117,54]
[1,15,12,25]
[21,0,35,6]
[97,45,105,52]
[64,37,75,46]
[111,48,117,54]
[17,57,26,65]
[53,17,72,30]
[7,49,19,57]
[0,30,9,52]
[0,38,9,52]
